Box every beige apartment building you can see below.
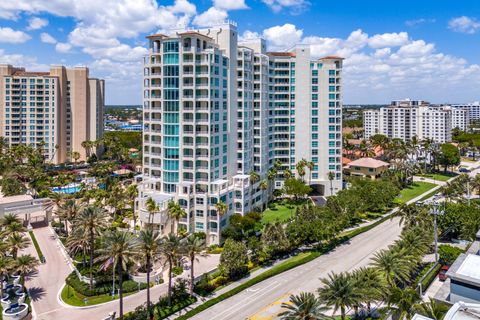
[0,64,104,163]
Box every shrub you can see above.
[172,266,184,276]
[65,272,147,296]
[439,244,464,265]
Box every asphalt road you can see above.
[190,216,402,320]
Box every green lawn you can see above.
[61,284,135,306]
[394,182,437,204]
[261,200,307,225]
[418,172,457,182]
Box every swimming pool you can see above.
[51,184,81,194]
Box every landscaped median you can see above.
[28,230,45,263]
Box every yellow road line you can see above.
[248,292,293,320]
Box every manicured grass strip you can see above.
[61,284,135,306]
[418,189,439,202]
[177,251,321,320]
[418,172,457,182]
[394,182,436,204]
[340,213,393,239]
[29,231,45,263]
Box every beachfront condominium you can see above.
[363,99,467,143]
[138,22,343,244]
[0,64,104,164]
[451,102,480,123]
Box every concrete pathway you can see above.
[25,226,219,320]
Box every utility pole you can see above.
[429,196,445,262]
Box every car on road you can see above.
[439,265,450,281]
[459,168,471,173]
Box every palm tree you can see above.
[386,287,420,320]
[0,255,15,299]
[0,213,23,228]
[306,161,314,185]
[249,170,260,185]
[327,171,335,196]
[72,151,81,163]
[394,203,430,229]
[137,229,161,319]
[182,234,206,296]
[96,230,139,320]
[7,233,31,259]
[259,179,268,206]
[145,197,159,226]
[66,228,90,268]
[279,292,331,320]
[415,299,449,320]
[318,272,361,320]
[167,201,186,234]
[56,199,82,237]
[296,160,307,181]
[371,249,411,286]
[4,221,26,237]
[161,233,182,305]
[126,184,139,229]
[15,254,39,283]
[215,200,228,218]
[352,267,385,314]
[74,205,109,289]
[283,168,293,180]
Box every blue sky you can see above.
[1,0,480,104]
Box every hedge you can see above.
[66,272,148,297]
[124,296,197,320]
[29,231,45,263]
[421,263,441,292]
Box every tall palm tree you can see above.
[306,161,314,185]
[415,299,449,320]
[215,200,228,218]
[66,228,90,268]
[74,205,109,289]
[167,201,186,234]
[0,213,23,228]
[4,221,26,237]
[327,171,335,195]
[145,197,159,226]
[96,230,139,320]
[386,287,420,320]
[161,233,183,305]
[7,233,31,259]
[137,229,161,319]
[249,170,260,185]
[371,249,411,286]
[296,160,307,181]
[259,179,268,206]
[15,254,39,283]
[0,256,15,299]
[56,199,82,237]
[182,234,206,296]
[318,272,361,320]
[126,184,139,229]
[283,168,293,180]
[279,292,331,320]
[352,267,386,314]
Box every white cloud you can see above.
[0,27,31,43]
[263,23,303,51]
[55,42,72,53]
[368,32,409,48]
[448,16,480,34]
[239,30,261,41]
[192,7,228,27]
[27,17,48,30]
[0,49,49,70]
[40,32,57,44]
[405,18,436,27]
[262,0,310,14]
[213,0,248,11]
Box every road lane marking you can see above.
[248,292,292,320]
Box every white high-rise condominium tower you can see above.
[363,99,467,143]
[138,22,343,244]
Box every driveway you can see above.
[25,226,219,320]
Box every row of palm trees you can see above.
[60,202,207,320]
[280,214,437,320]
[0,214,39,301]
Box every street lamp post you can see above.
[429,197,445,262]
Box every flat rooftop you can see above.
[0,195,33,205]
[447,253,480,287]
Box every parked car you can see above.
[459,168,471,173]
[439,265,450,281]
